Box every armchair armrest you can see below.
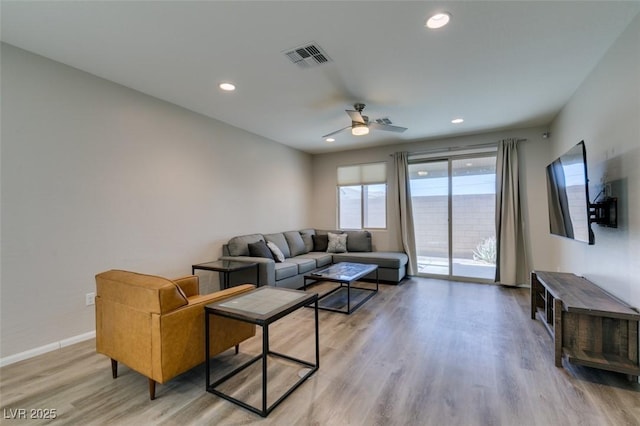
[186,284,256,306]
[173,275,199,297]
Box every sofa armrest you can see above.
[173,275,199,297]
[219,256,275,286]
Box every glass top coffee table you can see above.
[205,287,319,417]
[303,262,378,314]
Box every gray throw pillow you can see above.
[264,233,291,258]
[346,231,372,252]
[299,229,316,253]
[284,231,307,256]
[327,232,348,253]
[266,241,285,262]
[312,234,328,252]
[248,240,274,260]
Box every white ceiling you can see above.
[2,1,639,154]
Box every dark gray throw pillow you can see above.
[248,240,274,260]
[312,234,328,252]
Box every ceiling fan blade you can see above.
[322,126,351,138]
[369,123,408,133]
[346,109,366,124]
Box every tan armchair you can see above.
[95,270,256,399]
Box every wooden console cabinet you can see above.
[531,271,640,380]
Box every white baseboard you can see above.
[0,330,96,368]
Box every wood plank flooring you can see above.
[1,277,639,425]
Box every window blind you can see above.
[337,162,387,185]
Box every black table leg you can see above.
[262,324,269,416]
[205,311,210,390]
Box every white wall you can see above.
[0,44,312,359]
[311,127,552,275]
[547,15,640,307]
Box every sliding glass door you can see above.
[409,154,496,281]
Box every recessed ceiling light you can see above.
[325,138,335,142]
[426,12,451,29]
[219,82,236,91]
[451,118,464,124]
[417,170,429,176]
[465,162,473,167]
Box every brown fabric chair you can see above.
[95,269,256,399]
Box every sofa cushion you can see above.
[285,257,316,274]
[331,252,409,269]
[284,231,308,257]
[264,233,291,258]
[346,231,372,252]
[274,262,298,280]
[327,232,348,253]
[227,234,264,257]
[297,252,333,268]
[299,229,316,253]
[266,241,285,262]
[312,234,328,252]
[248,240,274,260]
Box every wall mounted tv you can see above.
[546,141,594,244]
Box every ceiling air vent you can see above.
[376,118,392,125]
[283,42,332,69]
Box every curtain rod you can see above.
[390,138,527,157]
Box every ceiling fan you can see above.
[322,103,408,138]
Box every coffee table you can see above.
[303,262,378,314]
[205,287,319,417]
[192,260,259,289]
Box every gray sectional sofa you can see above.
[219,229,408,289]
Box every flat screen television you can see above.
[546,141,594,244]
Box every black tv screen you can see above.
[546,141,594,244]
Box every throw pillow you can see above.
[284,231,307,257]
[346,231,372,252]
[248,240,274,260]
[312,234,328,252]
[266,241,285,262]
[327,232,348,253]
[299,229,316,252]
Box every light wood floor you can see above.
[1,277,639,425]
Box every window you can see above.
[337,163,387,229]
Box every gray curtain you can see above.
[394,152,417,275]
[495,139,527,285]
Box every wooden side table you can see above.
[192,260,259,289]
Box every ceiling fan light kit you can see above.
[352,124,370,136]
[322,103,407,139]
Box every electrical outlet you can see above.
[86,292,96,306]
